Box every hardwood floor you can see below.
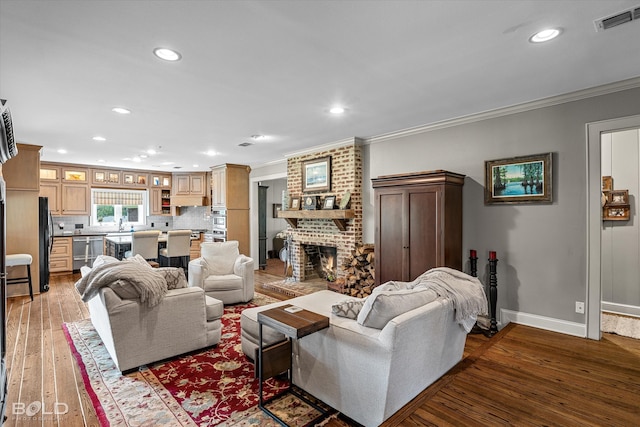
[4,271,640,426]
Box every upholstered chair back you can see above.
[163,230,192,257]
[130,230,161,260]
[200,241,240,275]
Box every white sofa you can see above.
[241,287,472,426]
[78,256,223,372]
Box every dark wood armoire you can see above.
[372,170,465,286]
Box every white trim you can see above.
[501,309,586,338]
[586,114,640,340]
[283,137,363,159]
[601,302,640,318]
[366,77,640,145]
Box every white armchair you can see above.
[188,241,255,304]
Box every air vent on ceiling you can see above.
[238,142,253,147]
[594,5,640,31]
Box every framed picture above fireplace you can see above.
[302,156,331,192]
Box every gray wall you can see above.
[251,86,640,327]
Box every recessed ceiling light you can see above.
[57,149,67,154]
[112,107,131,114]
[193,164,199,168]
[153,47,182,62]
[140,154,148,159]
[97,159,105,163]
[329,106,345,114]
[146,149,157,155]
[206,150,217,156]
[529,28,562,43]
[92,136,106,142]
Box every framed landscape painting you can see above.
[485,152,552,204]
[302,156,331,192]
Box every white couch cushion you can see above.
[332,299,366,319]
[201,241,239,275]
[356,287,439,329]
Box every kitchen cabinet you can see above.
[50,237,73,273]
[91,169,121,186]
[372,170,464,286]
[190,233,203,260]
[62,167,88,183]
[62,183,90,215]
[210,164,250,209]
[3,143,41,191]
[150,188,172,216]
[3,143,42,297]
[174,173,206,196]
[210,164,251,254]
[39,183,61,215]
[151,174,172,188]
[123,172,148,187]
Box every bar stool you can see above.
[159,230,192,275]
[125,230,161,261]
[6,254,34,301]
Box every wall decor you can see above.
[603,205,630,220]
[272,203,282,218]
[607,189,628,205]
[323,196,336,210]
[302,156,331,192]
[303,195,320,210]
[485,152,552,204]
[339,190,351,209]
[602,176,613,191]
[289,197,300,210]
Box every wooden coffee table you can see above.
[257,304,330,426]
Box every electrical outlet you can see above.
[575,301,585,314]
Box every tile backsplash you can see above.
[53,206,211,233]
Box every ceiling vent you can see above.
[238,142,253,147]
[594,5,640,31]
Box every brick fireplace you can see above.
[284,138,363,287]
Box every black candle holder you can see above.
[487,255,499,337]
[468,250,486,336]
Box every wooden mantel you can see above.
[277,209,355,231]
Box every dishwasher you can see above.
[73,235,104,271]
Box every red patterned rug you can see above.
[63,293,333,426]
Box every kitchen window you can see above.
[90,189,148,227]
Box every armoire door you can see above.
[407,187,441,281]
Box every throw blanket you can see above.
[411,267,488,331]
[75,256,168,307]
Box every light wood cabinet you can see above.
[3,143,41,191]
[40,182,62,215]
[50,237,73,273]
[174,173,206,196]
[62,167,88,183]
[151,174,172,188]
[189,233,203,260]
[3,143,42,297]
[210,164,250,209]
[210,164,251,254]
[91,169,121,186]
[62,183,90,215]
[150,188,172,216]
[372,170,465,286]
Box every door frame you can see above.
[586,114,640,340]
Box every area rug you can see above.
[602,312,640,339]
[260,280,328,298]
[63,293,333,426]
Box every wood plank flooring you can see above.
[4,271,640,426]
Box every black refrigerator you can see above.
[39,197,52,293]
[0,177,8,421]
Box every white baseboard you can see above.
[601,301,640,318]
[501,309,586,338]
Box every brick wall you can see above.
[285,139,363,284]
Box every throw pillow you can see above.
[157,267,188,289]
[107,279,140,300]
[357,287,439,329]
[331,299,366,319]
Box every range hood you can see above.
[170,195,206,207]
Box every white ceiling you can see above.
[1,0,639,172]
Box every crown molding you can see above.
[283,137,364,159]
[366,76,640,145]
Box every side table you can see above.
[257,304,330,426]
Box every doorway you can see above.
[586,114,640,340]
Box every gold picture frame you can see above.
[485,152,552,204]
